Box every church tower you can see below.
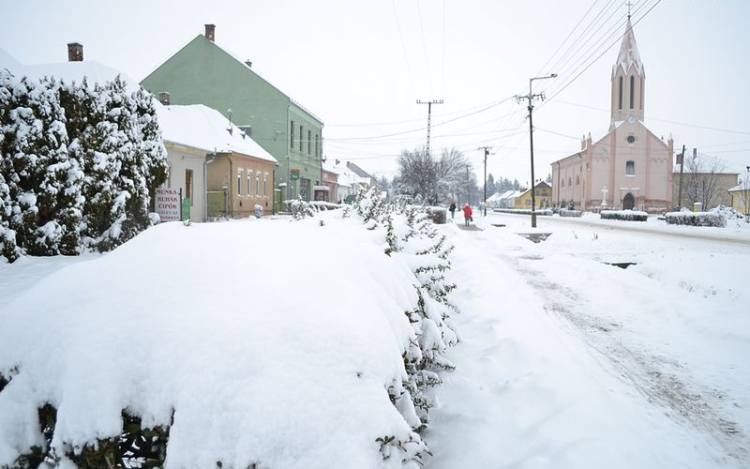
[610,17,645,124]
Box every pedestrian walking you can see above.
[462,204,473,227]
[449,202,456,220]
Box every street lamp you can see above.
[745,166,750,223]
[521,73,557,228]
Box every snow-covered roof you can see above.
[728,183,749,192]
[0,48,139,91]
[156,104,276,163]
[326,161,369,188]
[613,18,644,77]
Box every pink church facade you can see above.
[552,19,674,212]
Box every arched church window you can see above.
[630,75,635,110]
[569,177,572,186]
[618,76,623,110]
[626,160,635,175]
[576,176,580,185]
[640,77,644,110]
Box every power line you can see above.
[391,0,417,99]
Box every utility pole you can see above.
[479,146,493,216]
[516,74,557,228]
[417,99,443,157]
[676,144,686,210]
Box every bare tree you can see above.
[395,147,475,205]
[682,152,726,209]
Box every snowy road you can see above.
[426,215,750,468]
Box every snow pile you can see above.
[0,190,458,468]
[665,210,726,227]
[600,209,648,221]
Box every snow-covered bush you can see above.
[351,187,458,460]
[424,206,447,224]
[600,210,648,221]
[492,208,553,216]
[558,209,583,218]
[0,70,167,262]
[664,211,726,227]
[285,196,316,220]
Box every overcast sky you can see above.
[2,0,748,186]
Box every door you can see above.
[623,192,635,210]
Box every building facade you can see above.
[551,18,673,212]
[140,24,324,209]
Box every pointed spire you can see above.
[613,17,643,77]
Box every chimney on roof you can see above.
[67,43,83,62]
[158,91,170,106]
[205,24,215,42]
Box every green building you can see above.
[141,24,324,208]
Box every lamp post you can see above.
[518,73,557,228]
[745,166,750,223]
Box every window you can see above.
[256,172,261,197]
[576,175,580,185]
[264,173,268,197]
[315,134,320,159]
[627,135,635,144]
[626,161,635,176]
[237,170,243,195]
[640,77,644,110]
[185,169,193,205]
[290,121,295,149]
[630,75,635,110]
[569,177,572,186]
[299,125,303,151]
[307,130,312,155]
[562,179,565,187]
[618,76,623,110]
[247,169,253,197]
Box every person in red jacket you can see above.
[462,204,473,226]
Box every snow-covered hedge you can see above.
[0,70,168,262]
[664,211,726,227]
[424,206,447,224]
[558,209,583,218]
[492,208,553,216]
[0,188,459,469]
[600,210,648,221]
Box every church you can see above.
[551,17,673,212]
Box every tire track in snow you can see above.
[504,250,750,467]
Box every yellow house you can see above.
[729,182,750,217]
[514,181,553,209]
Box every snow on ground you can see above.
[1,208,749,468]
[427,211,749,468]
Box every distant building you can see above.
[514,182,552,209]
[551,18,674,212]
[729,181,750,216]
[141,24,324,209]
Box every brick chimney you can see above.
[67,43,83,62]
[158,91,170,106]
[205,24,215,42]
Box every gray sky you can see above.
[2,0,748,185]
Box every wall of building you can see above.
[164,143,208,222]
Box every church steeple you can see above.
[611,17,645,123]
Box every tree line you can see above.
[377,147,524,206]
